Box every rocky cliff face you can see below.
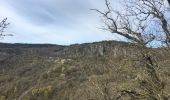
[0,41,135,59]
[58,41,135,58]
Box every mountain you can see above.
[0,41,169,100]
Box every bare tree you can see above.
[0,18,11,39]
[124,0,170,47]
[92,0,170,99]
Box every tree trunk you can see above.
[168,0,170,6]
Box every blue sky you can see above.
[0,0,123,45]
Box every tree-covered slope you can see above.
[0,41,169,100]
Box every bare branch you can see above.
[93,0,170,99]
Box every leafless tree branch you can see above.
[93,0,170,99]
[0,18,11,39]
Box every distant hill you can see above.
[0,43,64,48]
[0,41,132,57]
[0,41,169,100]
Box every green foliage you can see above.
[32,89,39,96]
[47,70,52,78]
[60,66,65,77]
[0,96,6,100]
[31,85,54,98]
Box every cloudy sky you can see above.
[0,0,123,45]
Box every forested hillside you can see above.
[0,41,170,100]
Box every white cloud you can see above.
[0,0,124,45]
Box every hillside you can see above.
[0,41,170,100]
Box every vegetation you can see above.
[0,41,169,100]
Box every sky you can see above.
[0,0,123,45]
